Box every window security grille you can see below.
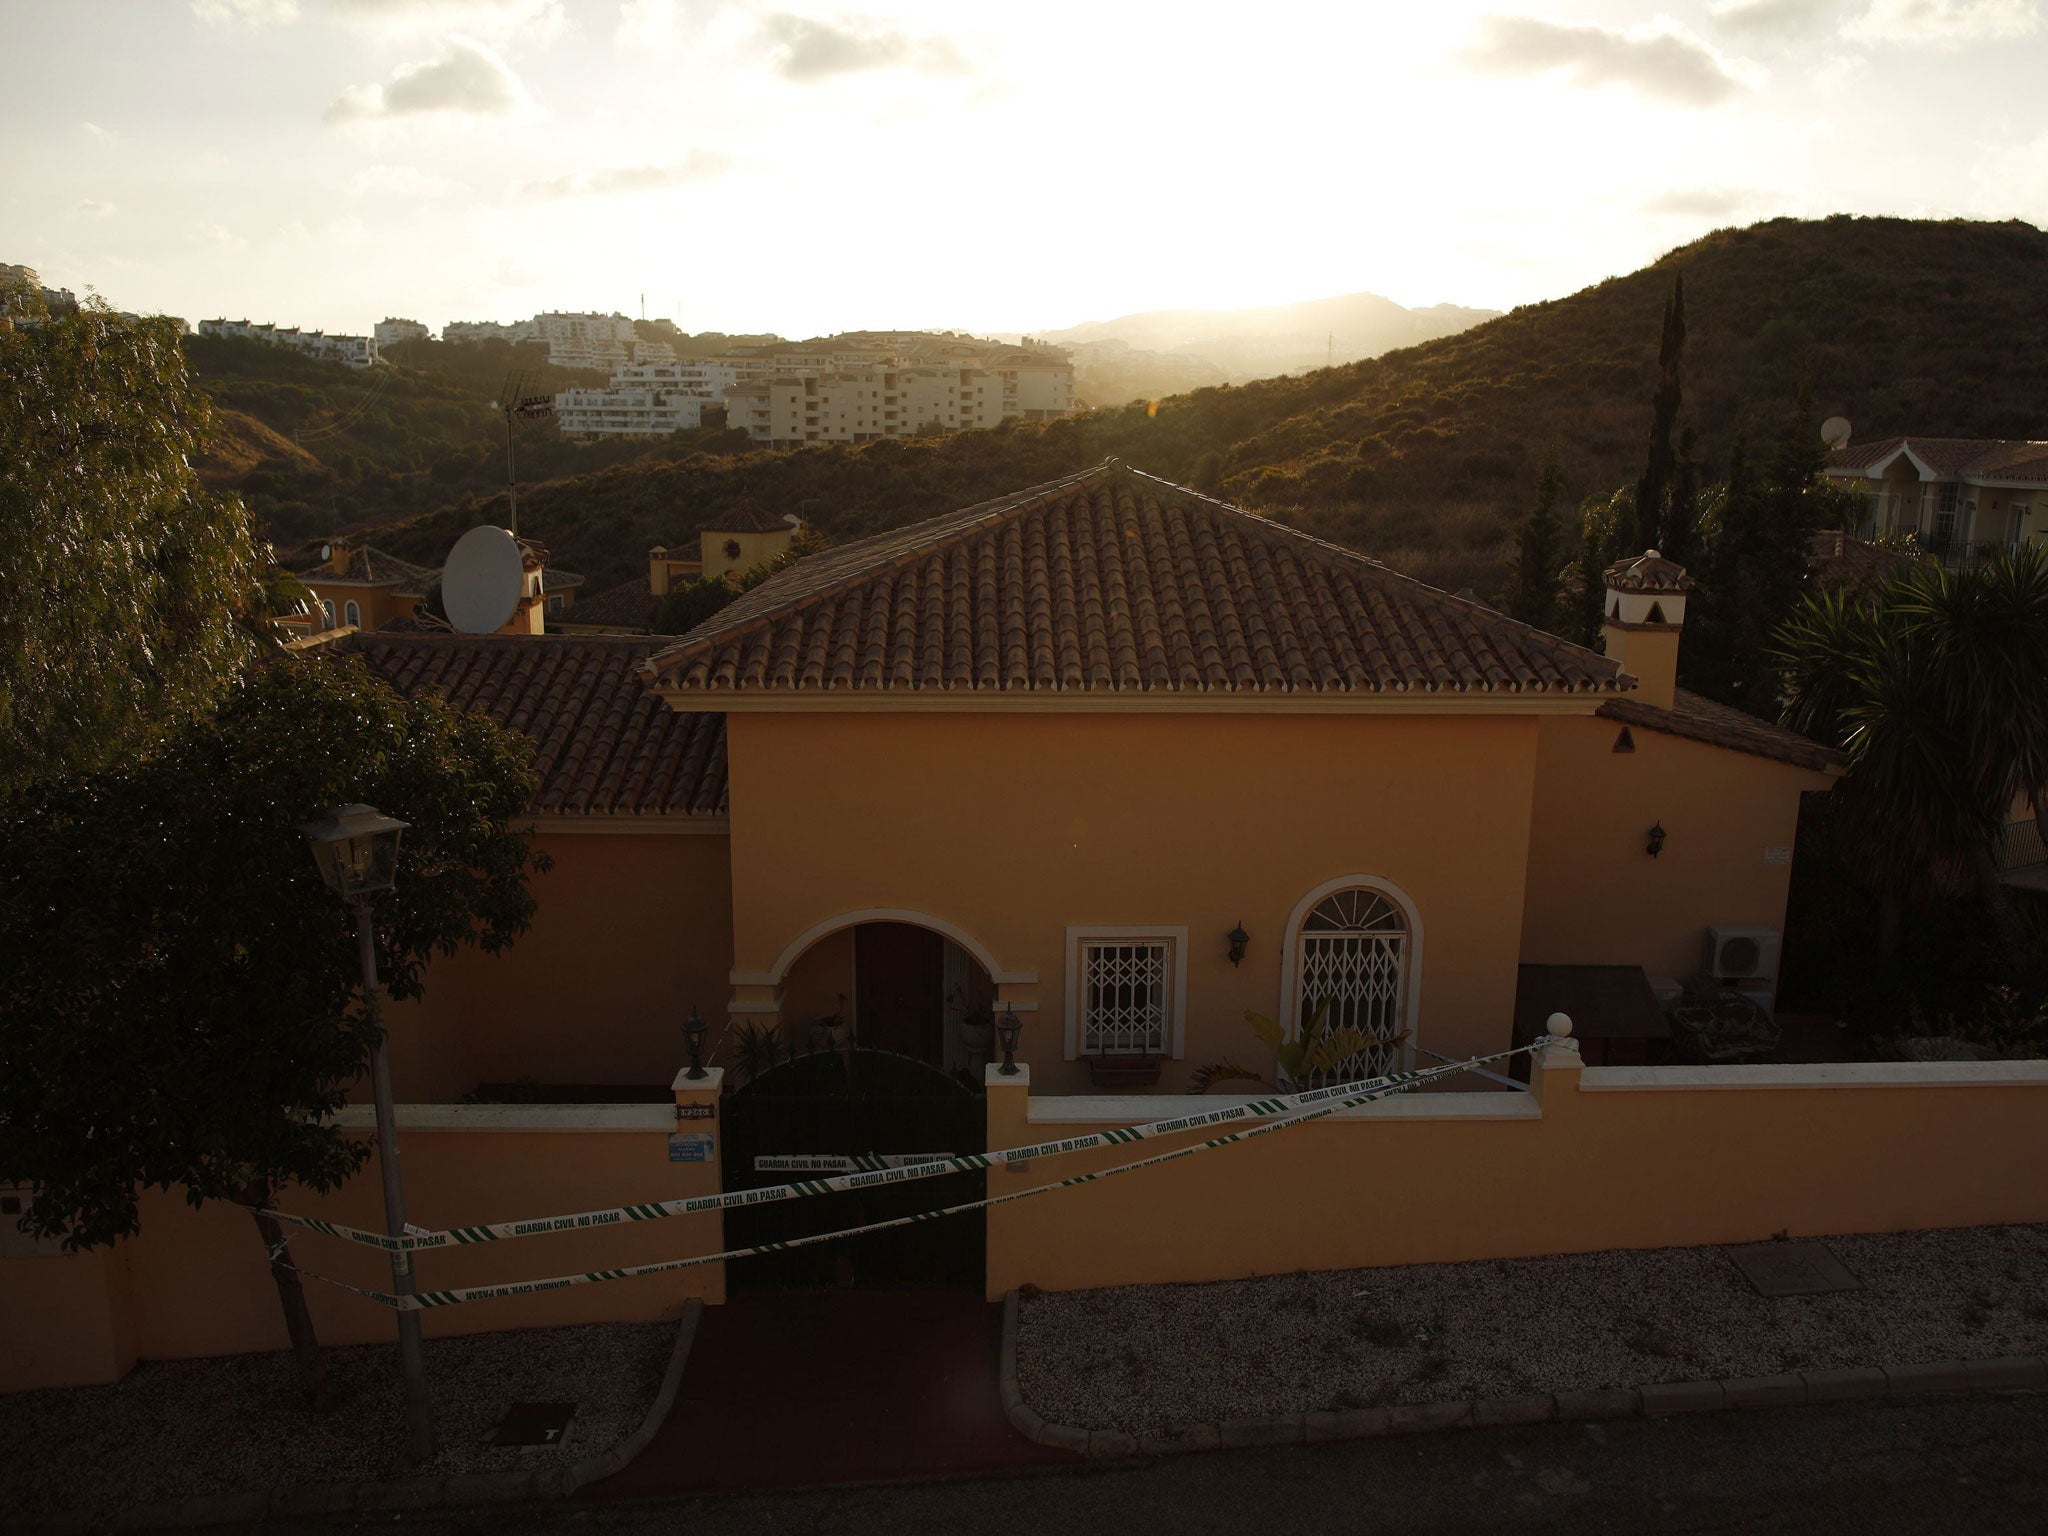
[1298,889,1408,1084]
[1082,940,1169,1056]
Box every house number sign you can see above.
[674,1103,715,1120]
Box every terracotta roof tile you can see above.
[347,633,725,817]
[1599,689,1841,773]
[643,462,1627,699]
[287,543,439,591]
[1829,437,2048,483]
[1604,550,1695,593]
[560,576,657,630]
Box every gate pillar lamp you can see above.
[995,1004,1023,1076]
[682,1004,709,1081]
[1646,821,1667,859]
[1226,921,1250,967]
[298,803,436,1465]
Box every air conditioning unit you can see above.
[1704,925,1781,982]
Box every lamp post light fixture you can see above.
[1646,822,1668,859]
[995,1005,1023,1076]
[297,803,436,1465]
[682,1004,709,1081]
[1226,921,1250,967]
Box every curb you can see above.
[35,1304,704,1534]
[997,1291,2048,1460]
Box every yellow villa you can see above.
[56,458,2035,1395]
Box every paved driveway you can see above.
[258,1391,2048,1535]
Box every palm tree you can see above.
[1777,547,2048,955]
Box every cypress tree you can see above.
[1634,273,1687,552]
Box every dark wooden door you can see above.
[855,923,944,1064]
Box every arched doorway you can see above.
[779,917,999,1080]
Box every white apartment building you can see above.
[723,351,1075,448]
[374,317,431,348]
[197,318,380,368]
[533,311,638,372]
[444,318,540,345]
[555,359,739,439]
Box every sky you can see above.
[5,0,2048,339]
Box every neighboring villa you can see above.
[560,510,802,634]
[1824,433,2048,559]
[281,539,583,636]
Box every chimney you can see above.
[1601,549,1693,711]
[501,537,550,635]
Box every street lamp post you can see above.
[299,803,436,1464]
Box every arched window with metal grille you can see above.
[1295,886,1410,1085]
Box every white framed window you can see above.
[1279,877,1422,1083]
[343,599,361,627]
[1064,925,1188,1060]
[320,599,336,629]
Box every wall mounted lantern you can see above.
[1226,921,1251,967]
[1646,822,1667,859]
[300,803,407,900]
[996,1005,1023,1075]
[682,1004,709,1080]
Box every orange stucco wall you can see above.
[383,830,733,1101]
[727,710,1545,1093]
[304,581,419,634]
[4,1104,725,1392]
[1519,716,1832,985]
[984,1057,2048,1298]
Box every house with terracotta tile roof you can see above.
[558,510,804,636]
[353,460,1838,1103]
[283,538,585,636]
[1824,435,2048,560]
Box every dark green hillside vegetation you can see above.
[371,217,2048,597]
[185,333,747,546]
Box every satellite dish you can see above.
[442,525,523,635]
[1820,416,1851,449]
[319,543,332,561]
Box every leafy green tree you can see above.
[1503,462,1567,631]
[0,657,547,1403]
[1634,273,1686,552]
[2,298,263,795]
[653,576,738,634]
[1777,548,2048,955]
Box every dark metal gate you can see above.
[720,1049,985,1292]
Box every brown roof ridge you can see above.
[1599,688,1843,773]
[1120,465,1624,692]
[355,629,688,647]
[642,459,1121,676]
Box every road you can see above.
[255,1393,2048,1536]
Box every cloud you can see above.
[189,0,300,24]
[1464,15,1753,106]
[1641,186,1772,218]
[325,36,531,124]
[74,199,117,217]
[1844,0,2041,45]
[346,162,470,198]
[1707,0,1842,36]
[79,121,118,142]
[524,152,734,197]
[760,12,970,82]
[327,0,567,40]
[616,0,692,49]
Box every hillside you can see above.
[186,333,747,547]
[372,217,2048,597]
[1044,290,1499,405]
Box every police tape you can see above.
[257,1042,1532,1255]
[280,1044,1543,1312]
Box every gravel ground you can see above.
[1,1320,674,1524]
[1016,1223,2048,1435]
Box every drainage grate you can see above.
[490,1401,576,1447]
[1723,1241,1863,1298]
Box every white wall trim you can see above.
[331,1104,678,1133]
[1063,925,1190,1062]
[1026,1091,1538,1125]
[752,908,1035,988]
[1276,875,1425,1066]
[1581,1061,2048,1092]
[649,690,1611,717]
